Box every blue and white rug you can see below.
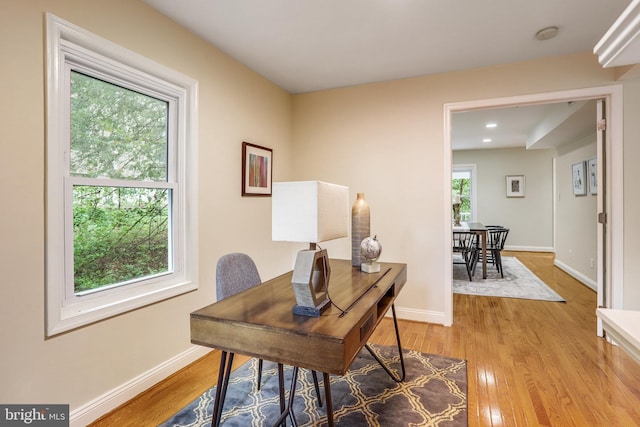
[158,345,467,426]
[453,256,565,302]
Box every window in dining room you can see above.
[453,165,476,223]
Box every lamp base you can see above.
[291,248,332,317]
[293,298,330,317]
[361,262,380,273]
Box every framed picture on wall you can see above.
[506,175,525,197]
[572,161,587,196]
[242,141,273,197]
[588,157,597,195]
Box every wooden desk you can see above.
[191,259,407,426]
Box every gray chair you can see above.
[216,253,322,407]
[216,253,267,389]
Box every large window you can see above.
[46,14,198,336]
[452,165,477,223]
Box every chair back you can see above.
[488,227,509,250]
[216,253,262,301]
[453,231,476,254]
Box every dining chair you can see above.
[473,227,509,278]
[453,231,477,280]
[489,227,509,277]
[216,253,322,406]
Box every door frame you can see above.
[443,85,624,329]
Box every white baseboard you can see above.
[504,245,554,253]
[70,345,211,427]
[554,259,597,291]
[392,306,448,326]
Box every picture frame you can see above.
[572,161,587,196]
[242,141,272,197]
[588,157,597,195]
[506,175,525,197]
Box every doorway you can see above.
[443,85,624,334]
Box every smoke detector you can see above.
[535,26,559,41]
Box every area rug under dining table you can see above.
[159,344,467,426]
[453,256,565,302]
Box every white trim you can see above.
[552,157,557,253]
[70,345,211,427]
[443,104,454,326]
[444,85,624,326]
[503,245,554,253]
[594,0,640,68]
[393,306,449,326]
[596,99,606,335]
[554,259,597,291]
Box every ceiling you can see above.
[143,0,630,150]
[452,100,597,151]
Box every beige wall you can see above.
[3,0,640,422]
[453,148,556,251]
[555,137,598,288]
[292,53,619,318]
[0,0,295,413]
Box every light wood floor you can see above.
[90,252,640,426]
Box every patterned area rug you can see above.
[159,345,467,426]
[453,256,565,302]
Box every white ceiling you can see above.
[142,0,629,150]
[452,100,597,151]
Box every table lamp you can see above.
[272,181,349,316]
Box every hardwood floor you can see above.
[90,252,640,426]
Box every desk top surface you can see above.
[191,259,406,340]
[190,259,406,373]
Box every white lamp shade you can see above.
[272,181,349,243]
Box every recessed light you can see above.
[486,123,497,128]
[482,138,492,143]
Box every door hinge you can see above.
[597,119,607,131]
[598,212,607,224]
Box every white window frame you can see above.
[452,164,477,223]
[45,14,199,336]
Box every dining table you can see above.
[453,222,487,279]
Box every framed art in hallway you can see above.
[242,141,272,196]
[572,161,587,196]
[506,175,525,197]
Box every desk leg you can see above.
[277,364,285,427]
[311,370,322,407]
[323,372,334,427]
[273,366,299,427]
[365,303,406,382]
[211,351,234,427]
